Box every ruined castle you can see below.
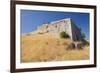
[37,18,82,41]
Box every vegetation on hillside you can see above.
[60,31,70,38]
[21,32,89,62]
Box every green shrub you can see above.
[46,25,48,29]
[82,32,86,39]
[60,31,70,38]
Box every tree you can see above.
[82,32,86,39]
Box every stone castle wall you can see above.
[37,18,82,41]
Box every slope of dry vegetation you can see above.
[21,32,89,63]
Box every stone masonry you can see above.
[37,18,82,41]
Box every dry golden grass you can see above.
[21,32,89,63]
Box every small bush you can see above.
[60,31,70,38]
[38,32,44,34]
[66,43,75,50]
[77,43,83,50]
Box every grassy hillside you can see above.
[21,32,89,62]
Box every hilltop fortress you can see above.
[37,18,83,41]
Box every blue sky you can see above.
[21,9,89,40]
